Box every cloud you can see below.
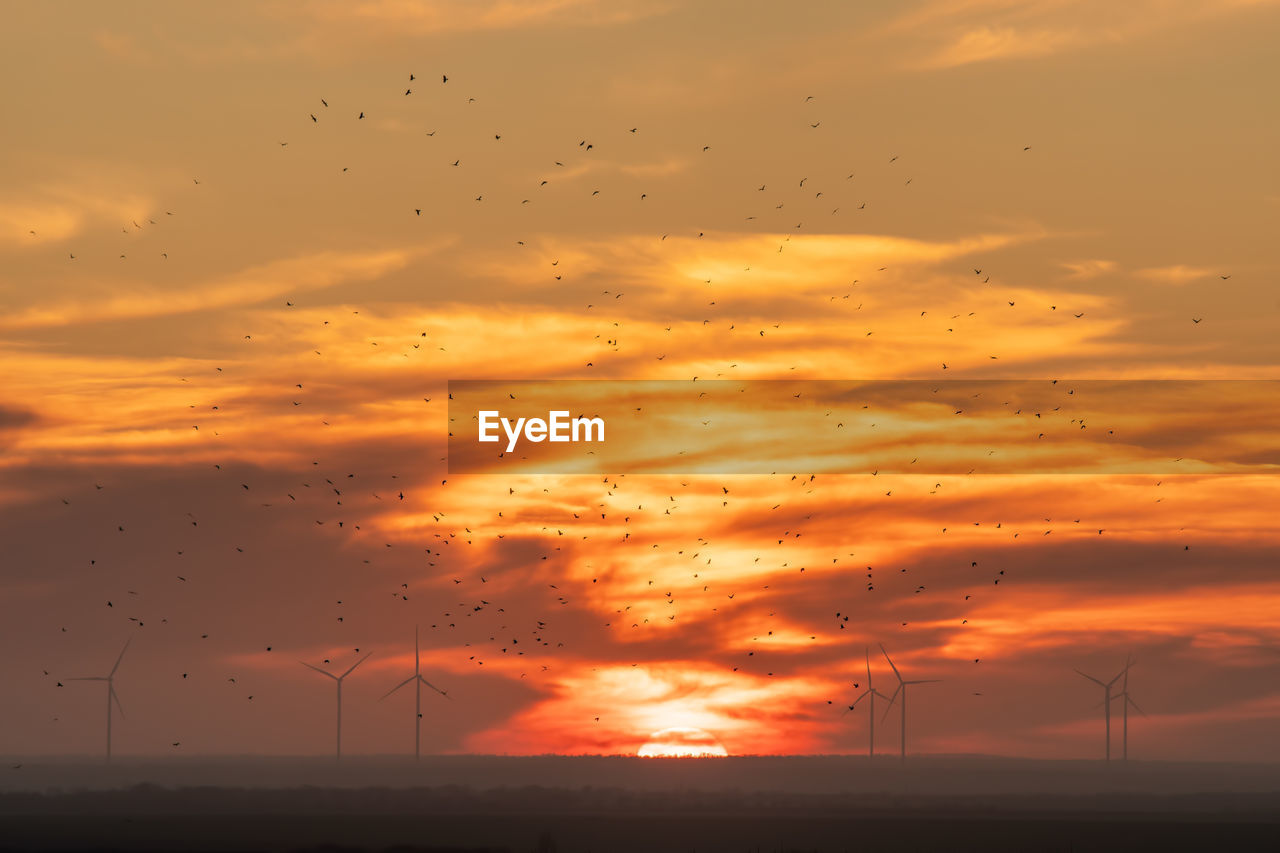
[463,662,832,755]
[92,30,155,65]
[0,403,40,457]
[888,0,1280,70]
[0,247,423,330]
[619,159,691,179]
[0,184,155,245]
[922,25,1082,70]
[0,404,39,432]
[1059,259,1116,279]
[1134,264,1215,285]
[521,157,692,188]
[292,0,670,35]
[470,228,1048,302]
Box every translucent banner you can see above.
[446,380,1280,475]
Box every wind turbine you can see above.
[1075,659,1130,762]
[843,646,891,758]
[879,643,940,762]
[67,637,131,763]
[381,626,450,760]
[301,651,372,759]
[1111,655,1146,761]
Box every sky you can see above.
[1,0,1279,761]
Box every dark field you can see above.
[1,756,1277,852]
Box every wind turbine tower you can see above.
[381,626,450,760]
[68,637,132,763]
[879,643,941,762]
[1076,660,1130,762]
[1112,655,1146,761]
[844,646,891,758]
[301,651,372,759]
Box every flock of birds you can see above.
[18,68,1212,757]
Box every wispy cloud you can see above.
[888,0,1280,70]
[1134,264,1215,285]
[0,184,155,245]
[92,30,156,65]
[922,24,1083,70]
[292,0,671,35]
[0,248,423,330]
[1059,259,1116,279]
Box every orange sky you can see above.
[1,1,1279,761]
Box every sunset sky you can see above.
[2,1,1279,761]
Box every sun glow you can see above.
[637,727,729,758]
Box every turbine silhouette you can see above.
[879,643,940,762]
[1076,659,1131,762]
[843,646,891,758]
[381,626,450,760]
[301,651,372,759]
[67,637,131,763]
[1110,654,1146,761]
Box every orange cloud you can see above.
[0,248,422,330]
[292,0,670,35]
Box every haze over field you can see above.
[1,1,1279,763]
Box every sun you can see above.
[636,727,729,758]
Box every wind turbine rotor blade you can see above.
[879,643,903,682]
[847,688,871,710]
[340,651,373,680]
[1075,669,1106,687]
[110,685,125,719]
[300,661,338,679]
[1107,659,1134,686]
[380,675,416,701]
[419,676,450,698]
[1127,695,1147,717]
[864,647,872,686]
[881,684,902,721]
[110,637,133,677]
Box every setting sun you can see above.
[637,728,729,758]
